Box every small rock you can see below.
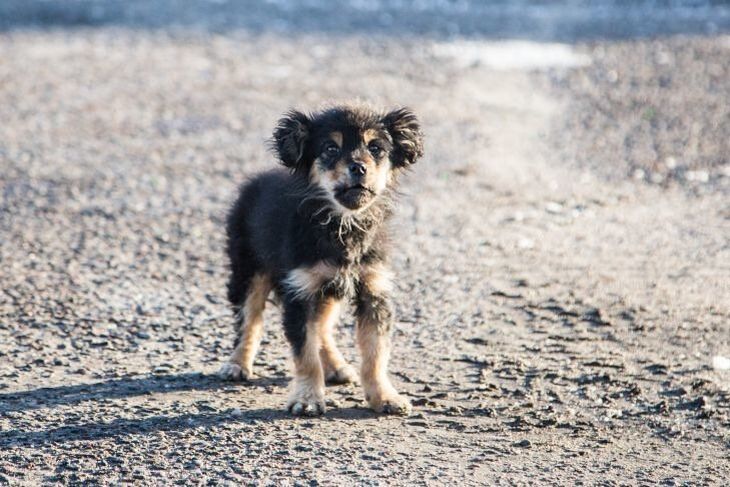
[517,238,534,249]
[685,170,709,183]
[712,355,730,370]
[412,398,437,407]
[582,307,611,326]
[513,439,531,448]
[645,364,668,375]
[678,396,707,411]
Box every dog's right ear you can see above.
[272,110,311,172]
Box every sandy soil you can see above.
[1,3,729,485]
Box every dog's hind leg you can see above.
[218,273,271,381]
[317,299,358,385]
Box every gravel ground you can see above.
[1,2,730,485]
[549,36,730,193]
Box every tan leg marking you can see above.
[356,319,410,415]
[317,299,358,385]
[287,303,329,416]
[218,274,271,381]
[360,262,394,295]
[356,265,411,415]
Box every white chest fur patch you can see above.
[284,261,392,301]
[284,262,339,300]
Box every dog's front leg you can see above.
[355,282,412,416]
[283,297,327,416]
[317,298,359,385]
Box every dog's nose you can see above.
[349,162,367,177]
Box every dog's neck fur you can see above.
[298,186,393,266]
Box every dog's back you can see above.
[226,169,304,306]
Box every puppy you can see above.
[218,105,423,416]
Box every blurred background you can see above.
[1,1,729,485]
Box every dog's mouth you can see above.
[335,184,375,209]
[341,184,373,195]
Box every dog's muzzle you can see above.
[335,184,374,210]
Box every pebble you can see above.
[685,170,710,183]
[517,238,535,250]
[544,202,564,214]
[712,356,730,370]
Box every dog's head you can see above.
[272,105,423,212]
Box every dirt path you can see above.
[1,11,729,486]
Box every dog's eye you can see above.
[368,144,383,158]
[323,144,340,158]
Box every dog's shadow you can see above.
[0,372,377,448]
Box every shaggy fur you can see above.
[218,105,423,416]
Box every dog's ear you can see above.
[272,110,311,172]
[382,107,424,167]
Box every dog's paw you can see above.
[287,380,326,417]
[370,393,412,416]
[288,399,326,417]
[217,362,255,381]
[326,365,358,385]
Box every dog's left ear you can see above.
[272,110,311,173]
[382,108,424,167]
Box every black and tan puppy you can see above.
[218,105,423,416]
